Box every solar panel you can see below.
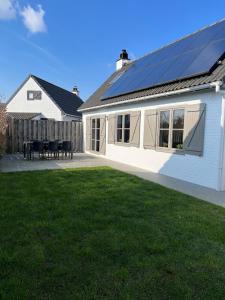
[101,20,225,100]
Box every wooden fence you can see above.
[6,119,83,154]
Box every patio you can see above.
[0,153,225,208]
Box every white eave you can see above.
[78,81,223,113]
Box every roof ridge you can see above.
[31,75,79,97]
[133,18,225,63]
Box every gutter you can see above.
[78,81,223,112]
[216,83,225,191]
[63,113,82,119]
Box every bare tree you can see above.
[0,94,7,157]
[0,93,6,103]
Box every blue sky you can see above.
[0,0,225,102]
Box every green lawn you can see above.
[1,167,225,299]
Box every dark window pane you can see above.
[173,109,184,129]
[172,130,184,149]
[117,115,123,128]
[160,111,170,128]
[124,114,130,128]
[96,129,100,140]
[92,129,95,139]
[35,91,42,100]
[117,129,122,142]
[92,140,95,151]
[96,118,100,129]
[124,129,130,143]
[92,119,95,129]
[159,130,169,147]
[96,141,100,152]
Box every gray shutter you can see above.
[108,114,116,144]
[143,109,157,149]
[130,111,141,147]
[99,116,106,154]
[184,103,206,156]
[85,117,91,151]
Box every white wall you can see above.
[221,95,225,191]
[7,77,63,121]
[83,90,224,190]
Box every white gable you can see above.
[7,77,62,120]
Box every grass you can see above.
[1,167,225,299]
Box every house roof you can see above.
[7,112,41,120]
[31,75,84,117]
[79,60,225,111]
[79,20,225,111]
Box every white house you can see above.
[78,20,225,191]
[7,75,83,121]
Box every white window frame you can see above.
[157,107,185,153]
[116,114,130,144]
[91,117,100,152]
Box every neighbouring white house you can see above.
[7,75,83,121]
[78,19,225,191]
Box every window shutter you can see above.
[100,116,106,154]
[184,103,206,156]
[130,111,141,147]
[85,117,91,151]
[143,109,157,149]
[108,114,116,144]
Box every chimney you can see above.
[72,86,79,96]
[116,49,130,71]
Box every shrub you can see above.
[0,104,7,157]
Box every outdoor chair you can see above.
[43,140,49,154]
[48,141,59,159]
[30,141,44,160]
[62,141,73,159]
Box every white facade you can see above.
[83,90,225,191]
[7,77,79,121]
[221,94,225,191]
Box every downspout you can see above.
[214,81,225,191]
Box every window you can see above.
[27,91,42,100]
[159,109,184,150]
[91,118,100,152]
[159,111,170,148]
[172,109,184,149]
[117,114,130,143]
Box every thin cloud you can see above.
[17,35,71,73]
[0,0,16,20]
[20,4,46,34]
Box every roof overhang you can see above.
[78,81,223,113]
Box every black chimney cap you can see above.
[120,49,129,60]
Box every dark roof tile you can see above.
[7,112,41,120]
[32,75,83,117]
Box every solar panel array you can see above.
[102,20,225,100]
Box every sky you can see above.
[0,0,225,102]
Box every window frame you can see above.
[91,117,101,153]
[27,91,42,101]
[157,107,185,154]
[116,113,131,144]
